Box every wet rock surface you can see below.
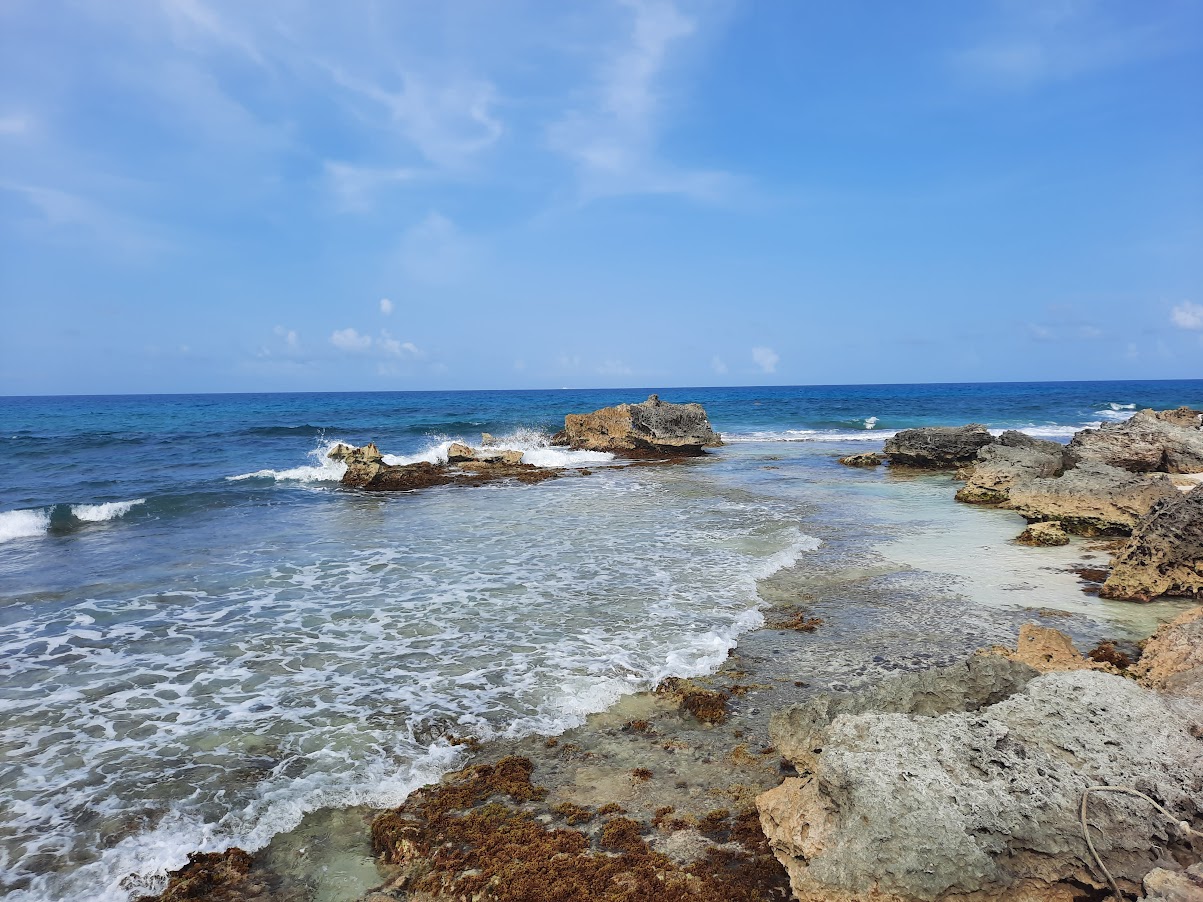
[1004,461,1180,536]
[883,424,994,469]
[1101,489,1203,601]
[1015,521,1070,546]
[758,647,1203,902]
[1067,407,1203,474]
[553,395,722,457]
[332,442,563,491]
[955,431,1065,504]
[837,452,882,467]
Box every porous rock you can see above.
[955,432,1065,504]
[446,442,475,463]
[838,452,883,468]
[882,424,994,469]
[1142,862,1203,902]
[1067,408,1203,474]
[336,443,559,491]
[553,394,722,457]
[1130,606,1203,690]
[758,659,1203,902]
[1014,522,1069,546]
[1100,489,1203,601]
[1004,461,1180,536]
[984,623,1116,674]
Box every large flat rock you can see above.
[554,394,722,456]
[1067,408,1203,474]
[1004,461,1179,535]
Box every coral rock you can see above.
[838,452,883,468]
[955,432,1065,504]
[1067,407,1203,474]
[1100,489,1203,601]
[883,424,995,469]
[554,395,722,457]
[985,623,1117,674]
[1015,522,1070,546]
[1004,462,1179,536]
[1131,606,1203,689]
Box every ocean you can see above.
[1,379,1199,901]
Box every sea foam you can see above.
[0,508,50,543]
[71,499,145,523]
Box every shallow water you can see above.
[0,381,1199,901]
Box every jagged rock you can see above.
[1143,862,1203,901]
[1067,408,1203,474]
[759,659,1203,902]
[136,848,259,902]
[337,443,560,491]
[984,623,1117,674]
[446,442,475,463]
[1131,607,1203,689]
[1015,522,1069,546]
[480,433,497,446]
[326,442,356,461]
[882,424,994,469]
[1004,462,1180,536]
[1100,490,1203,601]
[553,394,722,457]
[838,452,883,468]
[472,448,525,465]
[955,432,1065,504]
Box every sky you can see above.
[0,0,1201,395]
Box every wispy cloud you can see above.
[330,327,373,352]
[325,162,421,213]
[710,355,728,375]
[1171,301,1203,330]
[399,212,472,283]
[752,346,778,374]
[379,298,393,316]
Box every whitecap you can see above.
[863,416,878,430]
[227,441,349,482]
[71,499,145,523]
[0,508,50,543]
[724,429,898,443]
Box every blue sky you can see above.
[1,0,1200,395]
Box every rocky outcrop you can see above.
[553,395,722,457]
[1015,522,1069,546]
[838,452,883,468]
[332,443,559,491]
[758,656,1203,902]
[1100,490,1203,601]
[883,425,994,469]
[1067,407,1203,474]
[1003,461,1180,536]
[1130,607,1203,690]
[955,432,1065,504]
[1143,863,1203,902]
[983,623,1116,674]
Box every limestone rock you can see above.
[553,395,722,456]
[1100,490,1203,601]
[336,443,561,491]
[1067,408,1203,474]
[1004,462,1180,536]
[1015,522,1069,546]
[480,433,497,446]
[446,442,475,463]
[984,623,1116,674]
[759,661,1203,902]
[955,432,1065,504]
[326,442,356,460]
[1131,607,1203,689]
[838,452,883,468]
[882,424,994,469]
[1143,862,1203,902]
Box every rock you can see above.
[326,442,356,460]
[553,395,722,457]
[1015,521,1070,546]
[838,452,883,468]
[446,442,475,463]
[136,848,256,902]
[955,432,1065,504]
[1004,462,1180,536]
[337,443,562,491]
[1130,607,1203,689]
[1067,408,1203,474]
[472,448,525,466]
[480,432,497,446]
[1143,862,1203,902]
[759,660,1203,902]
[1100,490,1203,601]
[882,424,994,469]
[984,623,1117,674]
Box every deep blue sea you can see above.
[1,379,1199,901]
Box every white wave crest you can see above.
[863,416,878,430]
[0,508,50,543]
[228,441,350,483]
[383,429,614,469]
[1095,404,1136,422]
[71,499,145,523]
[724,429,898,443]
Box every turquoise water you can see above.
[0,380,1198,900]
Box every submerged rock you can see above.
[1067,407,1203,474]
[955,431,1065,504]
[553,394,722,457]
[882,424,994,469]
[1100,490,1203,601]
[758,655,1203,902]
[1004,461,1180,536]
[335,443,560,491]
[838,452,882,468]
[1014,521,1069,546]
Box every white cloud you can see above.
[752,346,778,374]
[378,330,422,357]
[710,356,728,375]
[274,325,299,349]
[330,327,373,352]
[379,298,393,316]
[325,162,420,212]
[1171,301,1203,330]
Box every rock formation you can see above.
[838,452,883,468]
[882,424,994,469]
[1100,489,1203,601]
[1130,607,1203,690]
[1067,407,1203,474]
[331,443,559,491]
[954,431,1065,504]
[758,654,1203,902]
[983,623,1117,674]
[553,395,722,457]
[1014,521,1069,546]
[1003,461,1180,535]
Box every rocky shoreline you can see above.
[142,403,1203,902]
